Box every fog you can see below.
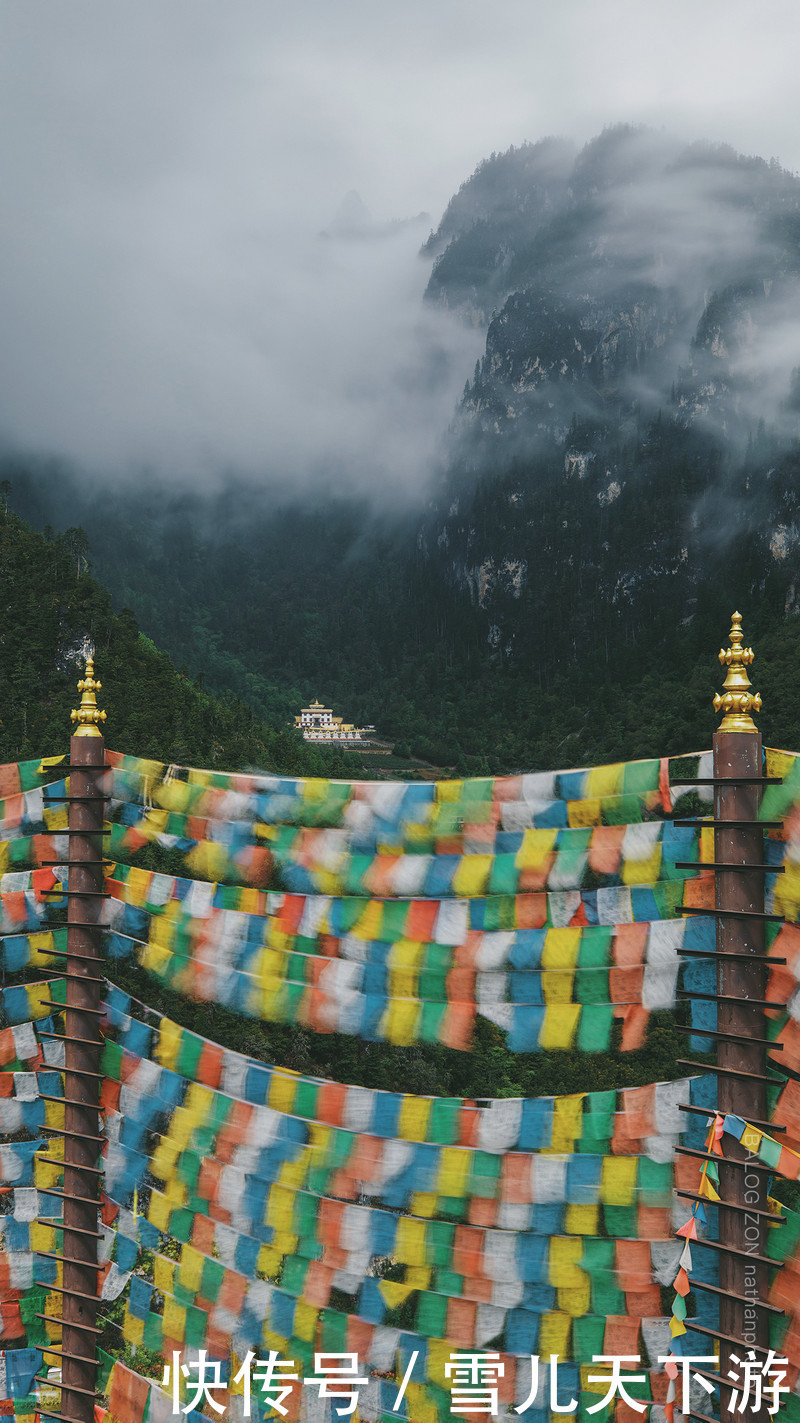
[2,1,800,500]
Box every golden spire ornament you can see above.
[70,655,107,737]
[713,611,761,733]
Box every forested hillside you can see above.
[0,501,364,778]
[9,127,800,769]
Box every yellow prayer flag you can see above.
[516,828,559,869]
[436,780,464,803]
[541,928,581,971]
[397,1095,431,1142]
[184,1083,215,1122]
[147,1190,173,1233]
[293,1302,319,1341]
[437,1146,470,1199]
[426,1340,453,1390]
[26,983,53,1021]
[139,937,173,978]
[266,1184,295,1232]
[545,1094,585,1153]
[557,1280,592,1317]
[548,1236,585,1288]
[586,763,624,799]
[29,931,55,968]
[774,866,800,919]
[126,866,152,905]
[43,1099,64,1130]
[154,1255,176,1294]
[123,1311,145,1348]
[395,1216,427,1268]
[409,1192,437,1218]
[268,1072,298,1115]
[564,1204,600,1236]
[352,900,383,940]
[379,1280,417,1308]
[38,755,66,773]
[403,1384,439,1423]
[766,749,797,780]
[155,1017,182,1071]
[178,1244,204,1294]
[155,779,192,813]
[601,1155,638,1206]
[381,998,420,1046]
[622,848,662,885]
[163,1296,187,1342]
[30,1222,56,1253]
[44,1291,62,1340]
[404,1266,432,1289]
[539,1310,571,1358]
[452,855,492,897]
[278,1157,308,1191]
[582,1365,611,1396]
[314,869,343,895]
[539,1004,581,1050]
[567,798,602,828]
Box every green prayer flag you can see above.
[767,1205,800,1261]
[319,1307,349,1352]
[603,794,643,825]
[576,1003,613,1051]
[185,1303,208,1349]
[488,854,519,895]
[100,1039,124,1080]
[621,759,660,795]
[603,1204,637,1237]
[429,1098,461,1146]
[144,1311,164,1353]
[416,1290,448,1338]
[419,999,446,1043]
[573,1314,606,1361]
[281,1255,310,1297]
[201,1256,225,1301]
[294,1079,319,1120]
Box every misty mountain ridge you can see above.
[425,128,800,439]
[10,125,800,770]
[321,189,431,242]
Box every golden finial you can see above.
[70,655,107,738]
[712,611,761,733]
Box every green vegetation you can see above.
[0,502,367,779]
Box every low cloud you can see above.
[2,1,800,502]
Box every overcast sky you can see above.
[2,0,800,497]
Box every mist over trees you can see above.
[8,128,800,769]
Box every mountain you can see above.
[8,126,800,769]
[321,189,431,241]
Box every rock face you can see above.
[417,127,800,661]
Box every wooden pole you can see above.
[712,616,772,1420]
[42,660,107,1423]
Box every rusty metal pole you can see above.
[712,614,772,1420]
[51,660,107,1423]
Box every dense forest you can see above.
[0,498,365,779]
[10,128,800,773]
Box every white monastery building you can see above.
[294,700,374,742]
